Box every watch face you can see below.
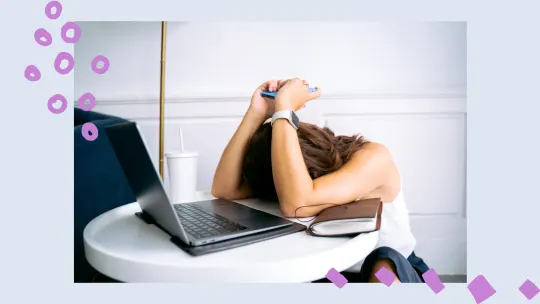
[291,111,300,128]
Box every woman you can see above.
[211,79,429,283]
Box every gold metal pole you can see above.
[158,21,167,179]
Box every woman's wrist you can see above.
[245,107,268,124]
[275,100,294,112]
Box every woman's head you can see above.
[242,122,368,200]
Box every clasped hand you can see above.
[249,78,322,120]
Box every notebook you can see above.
[306,198,383,237]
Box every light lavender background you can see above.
[0,0,539,303]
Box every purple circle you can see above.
[34,28,52,46]
[78,92,97,111]
[45,1,62,20]
[24,65,41,82]
[54,52,75,75]
[61,22,82,43]
[91,55,110,74]
[47,94,68,114]
[81,122,99,141]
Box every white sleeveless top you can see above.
[346,180,416,272]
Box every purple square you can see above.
[325,268,348,288]
[375,266,397,287]
[467,275,497,304]
[519,279,539,300]
[422,268,445,294]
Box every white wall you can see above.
[75,22,467,275]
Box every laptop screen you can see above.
[105,122,187,239]
[105,122,164,201]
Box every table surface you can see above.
[84,191,379,283]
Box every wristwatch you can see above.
[271,110,300,130]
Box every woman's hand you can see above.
[275,78,321,111]
[249,80,288,120]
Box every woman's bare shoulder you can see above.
[351,141,399,184]
[351,141,400,201]
[340,141,395,178]
[350,141,392,162]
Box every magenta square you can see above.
[519,279,539,300]
[375,267,396,287]
[467,275,497,304]
[422,268,445,294]
[325,268,348,288]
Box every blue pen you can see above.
[261,87,317,99]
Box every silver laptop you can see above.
[105,122,293,246]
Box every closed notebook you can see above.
[306,198,383,237]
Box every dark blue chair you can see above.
[74,108,135,282]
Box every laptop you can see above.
[105,122,294,247]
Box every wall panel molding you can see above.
[94,92,466,105]
[92,93,467,121]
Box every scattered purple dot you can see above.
[61,22,82,44]
[519,279,539,300]
[82,122,99,141]
[467,275,496,304]
[422,268,445,294]
[375,266,397,287]
[78,93,97,111]
[24,65,41,82]
[325,268,347,289]
[47,94,68,114]
[34,28,52,47]
[45,1,62,20]
[91,55,110,74]
[54,52,75,75]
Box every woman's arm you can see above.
[211,109,266,200]
[272,79,394,217]
[211,80,284,200]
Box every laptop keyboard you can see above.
[173,203,247,239]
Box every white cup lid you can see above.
[165,151,198,158]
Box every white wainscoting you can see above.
[92,93,467,275]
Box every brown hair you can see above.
[242,122,368,200]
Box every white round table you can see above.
[84,192,379,283]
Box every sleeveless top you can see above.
[347,177,417,272]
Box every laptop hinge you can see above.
[135,211,155,225]
[135,211,189,249]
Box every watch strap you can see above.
[271,110,299,130]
